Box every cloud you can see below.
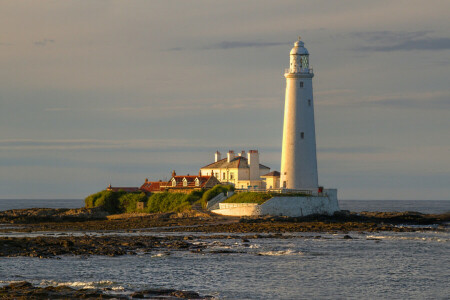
[365,91,450,109]
[318,146,386,154]
[0,138,279,153]
[352,31,450,52]
[167,40,288,51]
[34,39,55,46]
[0,139,195,151]
[201,40,289,50]
[44,107,72,112]
[318,90,450,109]
[43,96,280,117]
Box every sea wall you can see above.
[213,203,262,216]
[212,189,339,217]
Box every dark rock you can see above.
[342,235,353,239]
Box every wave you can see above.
[39,280,124,291]
[365,235,449,243]
[257,249,305,256]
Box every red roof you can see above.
[139,181,168,193]
[107,187,140,193]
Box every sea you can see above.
[1,199,449,299]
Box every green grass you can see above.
[223,192,274,205]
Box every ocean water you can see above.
[0,231,448,299]
[0,199,449,214]
[0,199,449,299]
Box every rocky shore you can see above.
[0,235,205,258]
[0,281,211,299]
[0,208,448,259]
[1,208,448,233]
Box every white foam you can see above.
[366,235,449,243]
[257,249,305,256]
[39,280,120,290]
[151,252,170,258]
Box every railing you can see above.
[284,67,313,74]
[234,188,316,196]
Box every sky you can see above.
[1,0,449,200]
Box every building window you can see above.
[308,99,311,106]
[172,179,176,187]
[230,173,234,180]
[215,173,218,178]
[223,172,226,180]
[183,179,187,187]
[195,179,199,187]
[300,81,304,88]
[301,132,304,139]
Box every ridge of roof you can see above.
[261,171,280,177]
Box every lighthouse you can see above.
[280,37,318,190]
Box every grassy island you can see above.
[85,185,234,214]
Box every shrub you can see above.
[118,192,147,213]
[145,192,190,213]
[85,190,147,214]
[199,185,234,208]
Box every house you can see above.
[167,171,221,193]
[199,150,270,189]
[261,171,281,190]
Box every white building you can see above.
[200,150,270,189]
[208,37,340,217]
[280,37,319,191]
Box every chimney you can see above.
[238,150,246,157]
[227,150,235,163]
[215,151,221,162]
[248,150,260,181]
[145,178,148,183]
[199,170,202,176]
[172,170,176,177]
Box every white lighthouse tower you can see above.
[280,37,318,190]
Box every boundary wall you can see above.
[212,189,339,217]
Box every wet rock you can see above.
[342,235,353,239]
[1,282,211,299]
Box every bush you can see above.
[145,192,191,213]
[199,185,234,208]
[118,192,147,213]
[85,190,147,214]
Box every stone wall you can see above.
[212,192,339,217]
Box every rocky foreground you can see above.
[0,281,211,299]
[0,207,448,259]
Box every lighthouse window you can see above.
[301,132,305,139]
[308,99,311,106]
[300,82,304,88]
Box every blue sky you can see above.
[1,0,449,199]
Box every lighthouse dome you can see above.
[290,39,309,55]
